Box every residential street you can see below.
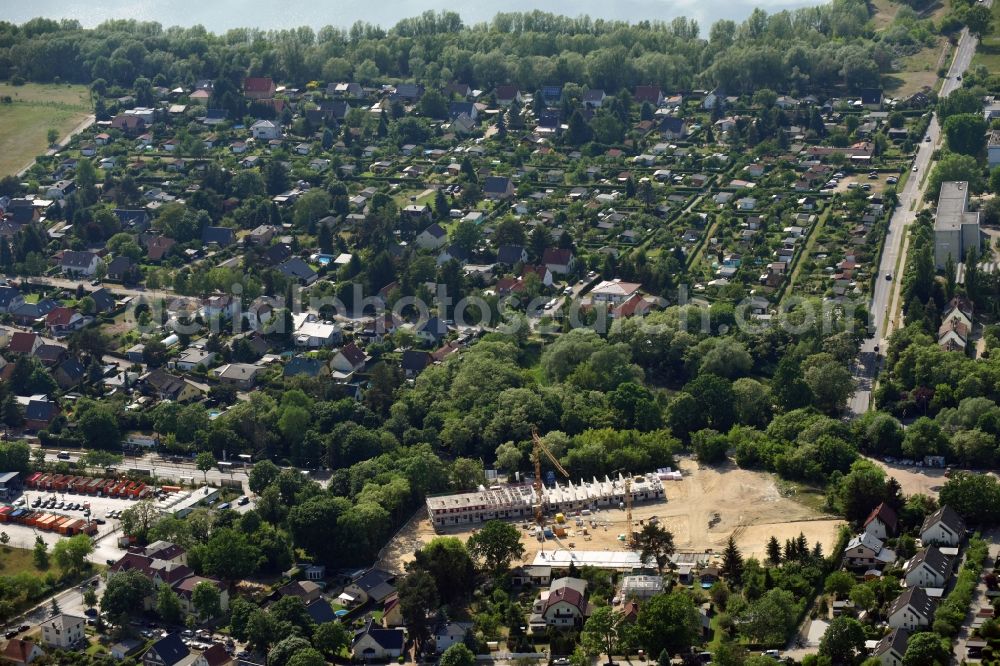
[848,15,987,417]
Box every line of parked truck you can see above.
[24,472,153,499]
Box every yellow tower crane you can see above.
[532,428,569,526]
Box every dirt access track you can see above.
[379,457,845,573]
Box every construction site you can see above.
[382,456,846,573]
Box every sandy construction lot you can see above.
[866,457,946,497]
[379,457,845,572]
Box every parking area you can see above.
[0,489,148,559]
[831,170,897,194]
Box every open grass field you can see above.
[0,545,65,578]
[886,37,949,96]
[0,82,92,177]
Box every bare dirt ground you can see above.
[866,456,947,497]
[379,458,845,572]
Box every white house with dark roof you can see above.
[920,505,966,547]
[903,546,951,589]
[483,176,515,200]
[60,250,99,276]
[416,223,448,250]
[330,342,368,380]
[872,627,908,666]
[887,587,935,630]
[344,569,397,605]
[352,620,405,661]
[432,621,473,654]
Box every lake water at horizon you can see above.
[2,0,828,35]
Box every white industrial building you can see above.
[427,473,665,529]
[934,181,980,269]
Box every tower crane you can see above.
[532,428,569,526]
[624,476,634,545]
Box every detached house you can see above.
[483,176,515,200]
[530,577,589,631]
[542,248,575,275]
[250,120,282,141]
[863,502,898,541]
[142,634,190,666]
[344,569,397,605]
[0,285,24,313]
[211,363,263,390]
[920,505,965,547]
[494,85,521,106]
[843,532,896,569]
[887,587,935,630]
[416,223,448,250]
[278,257,318,285]
[61,250,99,276]
[1,640,44,666]
[243,77,275,100]
[40,613,86,649]
[9,331,42,356]
[201,226,235,248]
[432,622,473,654]
[330,342,367,380]
[659,117,688,140]
[352,620,405,661]
[872,628,909,666]
[497,245,528,265]
[45,307,84,336]
[634,86,664,107]
[903,546,952,589]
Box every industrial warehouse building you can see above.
[934,181,981,269]
[426,473,666,529]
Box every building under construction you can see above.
[426,473,666,530]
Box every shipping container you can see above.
[0,506,11,522]
[160,485,181,493]
[60,519,84,535]
[26,472,43,488]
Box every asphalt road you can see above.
[848,18,986,416]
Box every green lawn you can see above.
[972,1,1000,72]
[0,82,91,177]
[0,545,64,578]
